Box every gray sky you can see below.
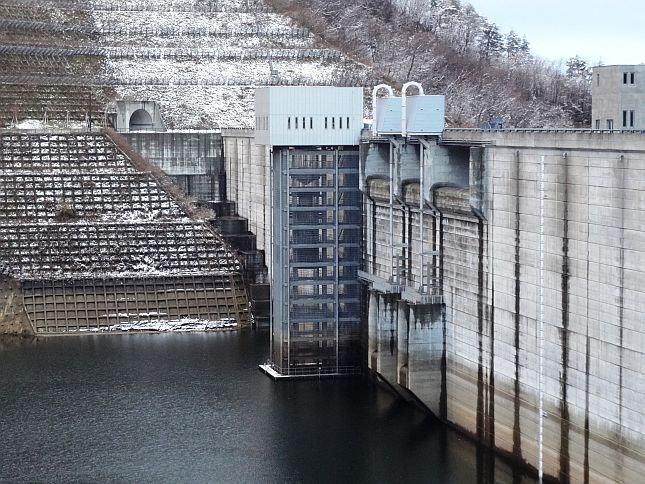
[467,0,645,66]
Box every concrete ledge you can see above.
[401,288,443,305]
[357,270,403,294]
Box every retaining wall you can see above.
[0,132,250,334]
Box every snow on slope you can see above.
[91,1,368,129]
[114,85,256,130]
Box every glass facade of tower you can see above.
[271,147,362,376]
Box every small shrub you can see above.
[54,202,79,222]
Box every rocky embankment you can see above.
[0,276,34,337]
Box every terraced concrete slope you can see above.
[0,1,112,129]
[0,132,249,334]
[0,0,370,129]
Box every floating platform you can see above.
[258,364,361,381]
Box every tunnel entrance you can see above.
[129,109,153,131]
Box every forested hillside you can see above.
[264,0,592,128]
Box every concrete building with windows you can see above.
[592,64,645,129]
[256,87,364,378]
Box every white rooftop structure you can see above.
[372,82,445,137]
[254,87,364,146]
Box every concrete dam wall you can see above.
[361,130,645,483]
[222,129,272,274]
[223,124,645,480]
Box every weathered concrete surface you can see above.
[222,129,272,273]
[225,126,645,481]
[0,276,34,337]
[363,130,645,483]
[124,131,225,202]
[592,65,645,130]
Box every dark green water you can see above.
[0,331,535,483]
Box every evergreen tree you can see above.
[478,22,504,60]
[566,55,590,80]
[505,30,522,58]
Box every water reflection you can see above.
[0,332,535,483]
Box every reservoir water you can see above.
[0,331,535,483]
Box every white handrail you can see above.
[371,84,394,135]
[401,81,424,138]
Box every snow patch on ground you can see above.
[103,318,238,332]
[107,58,338,85]
[12,119,90,130]
[94,11,302,37]
[113,85,257,129]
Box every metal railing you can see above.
[1,1,271,13]
[0,45,343,61]
[0,74,373,87]
[265,362,362,377]
[0,19,309,39]
[444,127,645,135]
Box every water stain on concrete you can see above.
[512,151,523,483]
[560,153,571,484]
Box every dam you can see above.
[1,83,643,482]
[0,1,643,480]
[222,86,645,482]
[359,127,645,483]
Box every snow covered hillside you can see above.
[88,0,369,129]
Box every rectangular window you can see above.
[288,117,291,129]
[623,110,628,127]
[332,117,335,129]
[630,110,635,127]
[339,117,343,129]
[624,72,628,84]
[310,117,313,129]
[597,74,600,86]
[325,117,328,129]
[295,117,298,129]
[303,117,306,130]
[346,117,350,129]
[595,119,600,129]
[607,119,614,129]
[631,72,635,84]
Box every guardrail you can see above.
[0,1,271,13]
[0,19,310,39]
[0,45,343,61]
[444,128,645,135]
[0,74,374,87]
